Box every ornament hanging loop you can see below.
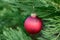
[31,2,37,17]
[32,1,35,13]
[33,6,34,9]
[31,4,37,17]
[32,6,35,13]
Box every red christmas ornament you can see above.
[24,13,43,34]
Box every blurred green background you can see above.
[0,0,60,40]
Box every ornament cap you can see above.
[31,13,37,18]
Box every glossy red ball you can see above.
[24,16,42,34]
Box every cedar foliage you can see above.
[0,0,60,40]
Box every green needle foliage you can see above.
[0,0,60,40]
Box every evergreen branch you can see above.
[55,33,60,40]
[46,0,60,11]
